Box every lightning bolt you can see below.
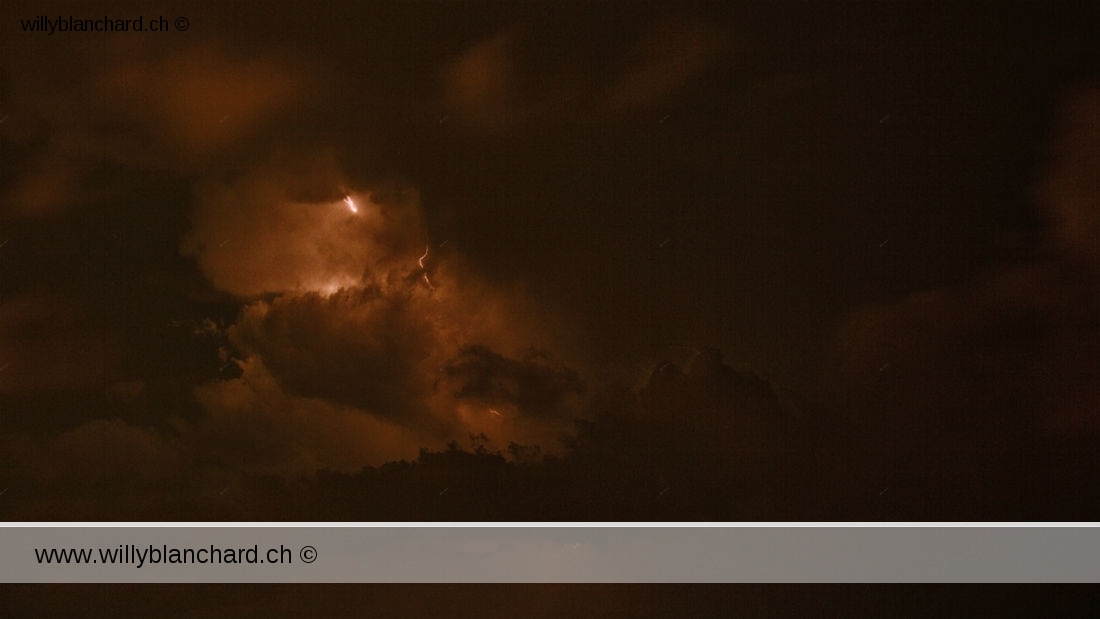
[418,244,433,289]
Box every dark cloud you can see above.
[599,20,727,113]
[230,288,442,428]
[0,292,123,394]
[441,345,585,419]
[1037,86,1100,277]
[825,86,1100,442]
[442,19,727,130]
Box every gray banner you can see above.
[3,526,1099,583]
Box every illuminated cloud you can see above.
[0,42,313,218]
[175,155,589,471]
[99,44,309,154]
[188,356,421,476]
[181,164,422,298]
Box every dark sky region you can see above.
[4,585,1099,618]
[0,1,1099,520]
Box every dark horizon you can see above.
[4,584,1095,618]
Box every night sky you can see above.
[1,1,1099,520]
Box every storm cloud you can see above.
[1,1,1099,520]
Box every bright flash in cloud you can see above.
[344,196,358,213]
[419,244,434,289]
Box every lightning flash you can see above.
[344,196,358,213]
[419,244,433,289]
